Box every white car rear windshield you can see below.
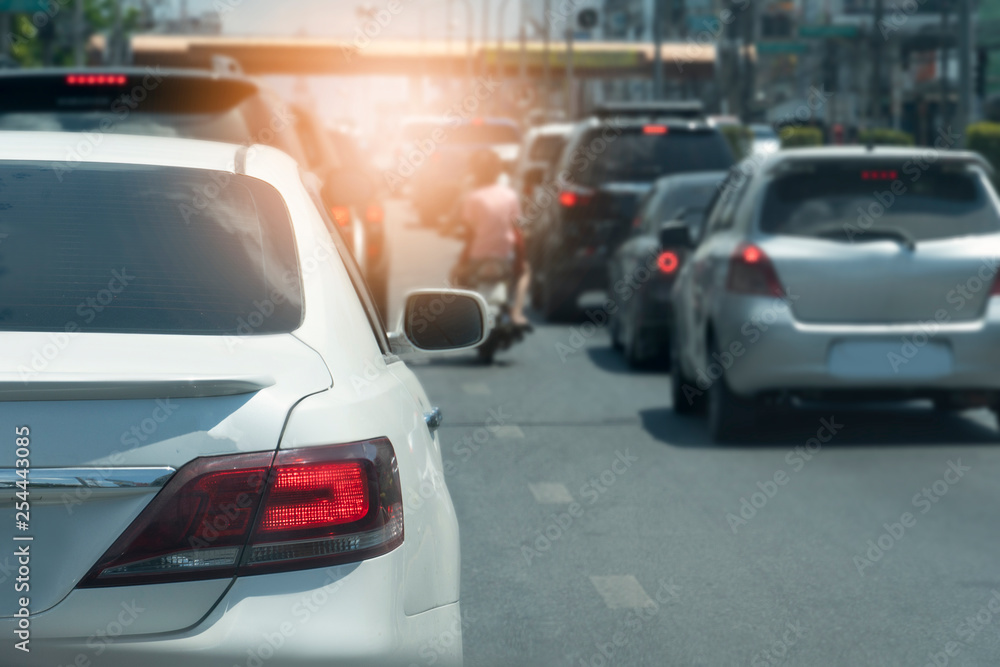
[0,161,302,334]
[760,163,1000,242]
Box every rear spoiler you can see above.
[0,70,258,113]
[0,376,274,401]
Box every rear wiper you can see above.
[813,225,916,251]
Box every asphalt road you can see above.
[384,200,1000,667]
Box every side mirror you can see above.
[659,222,692,248]
[391,289,491,354]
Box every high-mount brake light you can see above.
[860,170,899,180]
[66,74,127,86]
[78,439,403,587]
[643,125,668,135]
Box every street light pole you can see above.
[518,0,527,81]
[542,0,551,111]
[458,0,474,91]
[941,0,951,130]
[497,0,512,81]
[653,0,663,100]
[958,0,972,130]
[869,0,884,127]
[566,22,575,118]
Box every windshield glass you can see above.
[573,129,734,186]
[0,162,302,334]
[760,163,1000,242]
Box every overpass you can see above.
[124,35,718,80]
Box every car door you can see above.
[674,169,749,372]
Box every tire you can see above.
[477,335,498,364]
[670,334,703,415]
[609,309,623,351]
[705,339,758,443]
[623,320,648,369]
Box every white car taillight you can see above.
[726,243,786,297]
[79,439,403,587]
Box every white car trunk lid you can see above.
[0,332,331,619]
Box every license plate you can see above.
[827,340,953,379]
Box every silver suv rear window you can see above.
[760,162,1000,242]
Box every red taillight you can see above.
[657,251,679,274]
[643,125,668,134]
[726,243,785,297]
[79,439,403,587]
[260,463,369,531]
[364,204,384,224]
[66,74,126,85]
[558,187,594,208]
[331,206,352,228]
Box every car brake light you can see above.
[726,243,785,297]
[657,251,679,274]
[66,74,127,85]
[860,170,898,180]
[364,204,384,224]
[78,439,403,587]
[643,125,668,134]
[331,206,352,228]
[559,187,594,207]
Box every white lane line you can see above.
[461,382,492,395]
[494,424,525,439]
[590,576,655,609]
[528,482,574,504]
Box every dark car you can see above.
[608,170,728,367]
[405,117,521,227]
[0,68,383,314]
[530,110,735,321]
[512,122,575,211]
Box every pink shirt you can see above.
[461,184,521,261]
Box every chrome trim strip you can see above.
[0,467,175,490]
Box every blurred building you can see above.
[754,0,979,143]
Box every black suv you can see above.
[530,104,736,321]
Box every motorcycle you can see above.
[457,258,524,364]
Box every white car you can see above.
[0,131,487,666]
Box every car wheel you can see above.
[477,334,498,364]
[705,339,757,443]
[609,309,623,351]
[670,333,703,415]
[623,319,648,369]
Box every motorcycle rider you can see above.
[451,149,532,330]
